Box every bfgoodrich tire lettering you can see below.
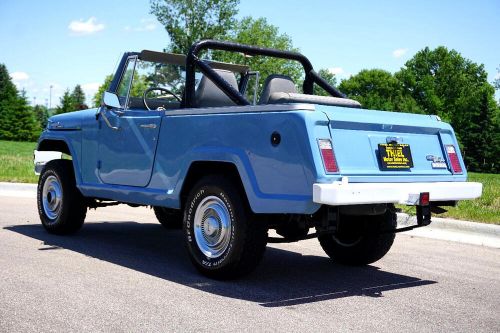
[37,159,87,235]
[184,175,267,279]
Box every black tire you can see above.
[318,209,396,265]
[183,175,268,279]
[37,159,87,235]
[153,206,182,229]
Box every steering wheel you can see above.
[142,87,182,111]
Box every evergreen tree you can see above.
[55,89,75,115]
[0,64,40,141]
[33,104,49,129]
[15,90,41,141]
[71,84,88,110]
[0,64,18,140]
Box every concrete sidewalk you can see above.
[1,181,498,248]
[0,182,37,198]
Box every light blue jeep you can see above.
[35,40,482,279]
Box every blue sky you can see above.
[1,0,499,106]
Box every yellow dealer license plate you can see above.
[378,143,414,170]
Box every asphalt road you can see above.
[1,196,499,332]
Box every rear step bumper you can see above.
[313,180,482,206]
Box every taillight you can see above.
[446,145,463,174]
[419,192,430,206]
[318,139,339,173]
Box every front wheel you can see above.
[318,209,396,265]
[37,159,87,235]
[183,175,267,279]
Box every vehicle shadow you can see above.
[5,222,436,307]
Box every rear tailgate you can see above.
[318,106,466,183]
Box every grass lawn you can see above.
[0,140,498,224]
[0,140,38,183]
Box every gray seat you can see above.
[258,74,297,104]
[195,69,238,108]
[267,92,362,108]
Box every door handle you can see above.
[140,124,157,129]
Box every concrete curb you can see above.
[397,213,499,248]
[0,182,37,198]
[1,182,499,248]
[397,213,500,236]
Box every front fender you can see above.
[37,131,82,185]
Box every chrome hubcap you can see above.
[194,196,232,258]
[42,175,63,220]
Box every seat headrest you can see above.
[195,69,239,108]
[259,74,297,104]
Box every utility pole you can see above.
[49,85,53,110]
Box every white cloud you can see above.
[392,48,408,58]
[10,71,29,81]
[328,67,344,76]
[124,18,157,32]
[494,73,500,80]
[68,17,105,35]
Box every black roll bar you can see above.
[184,39,345,108]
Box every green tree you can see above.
[93,75,113,107]
[33,104,49,129]
[396,46,499,172]
[0,64,18,140]
[0,64,40,141]
[339,69,422,113]
[494,66,500,93]
[16,90,41,141]
[150,2,305,97]
[396,46,487,122]
[55,89,75,115]
[71,84,87,110]
[215,17,303,94]
[150,0,239,54]
[314,68,337,96]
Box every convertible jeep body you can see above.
[35,40,482,279]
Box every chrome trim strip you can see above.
[165,103,315,116]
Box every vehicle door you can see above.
[97,55,162,187]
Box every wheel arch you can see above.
[36,138,82,185]
[37,139,72,156]
[180,161,252,211]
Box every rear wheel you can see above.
[37,159,87,235]
[318,209,396,265]
[183,175,268,279]
[153,206,182,229]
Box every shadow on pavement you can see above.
[5,222,436,307]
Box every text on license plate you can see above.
[378,143,414,170]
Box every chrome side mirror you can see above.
[103,91,121,109]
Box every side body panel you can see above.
[79,108,326,214]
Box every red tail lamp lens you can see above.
[318,139,339,173]
[446,145,463,174]
[419,192,430,206]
